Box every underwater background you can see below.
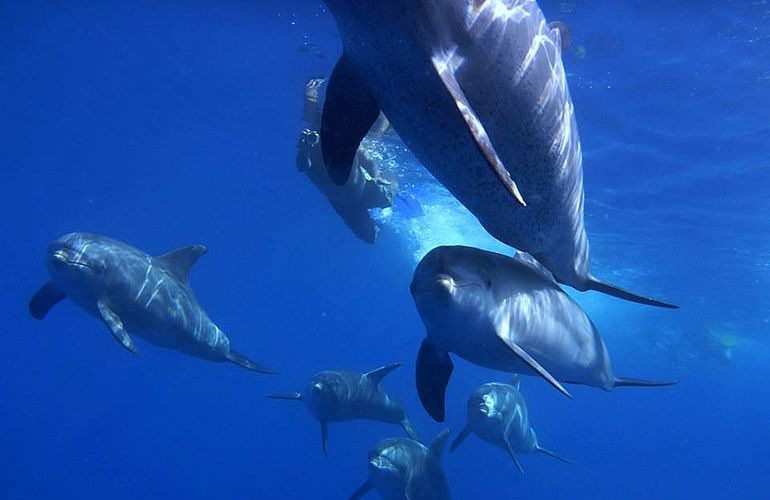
[2,0,769,498]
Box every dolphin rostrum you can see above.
[29,232,274,373]
[410,245,676,421]
[451,376,572,473]
[319,0,676,308]
[268,363,418,456]
[350,429,452,500]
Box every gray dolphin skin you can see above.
[350,429,451,500]
[29,232,274,373]
[267,363,418,456]
[319,0,676,308]
[450,377,571,473]
[410,245,676,421]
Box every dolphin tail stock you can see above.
[400,416,420,441]
[536,445,574,465]
[224,350,277,375]
[449,424,472,452]
[266,392,303,401]
[613,377,678,388]
[349,480,373,500]
[586,276,678,309]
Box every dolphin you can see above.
[319,0,676,308]
[350,429,452,500]
[450,376,571,473]
[268,363,418,456]
[29,232,274,373]
[410,245,676,421]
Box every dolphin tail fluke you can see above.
[613,377,678,388]
[449,424,472,452]
[536,446,574,465]
[400,416,420,441]
[349,480,373,500]
[266,392,303,401]
[225,350,277,375]
[416,339,454,422]
[586,277,678,309]
[29,282,66,319]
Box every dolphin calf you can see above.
[410,245,675,421]
[451,377,571,473]
[29,232,273,373]
[350,429,451,500]
[268,363,418,456]
[319,0,676,308]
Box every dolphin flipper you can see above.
[416,339,454,422]
[505,438,525,474]
[29,282,65,319]
[496,336,572,399]
[321,54,381,185]
[450,424,472,452]
[320,421,329,457]
[431,53,526,207]
[349,480,373,500]
[97,299,139,355]
[224,350,276,375]
[613,377,678,388]
[587,277,678,309]
[363,362,401,385]
[266,392,303,400]
[536,445,574,464]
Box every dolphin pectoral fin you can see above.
[586,276,678,309]
[363,362,402,385]
[505,439,525,474]
[97,300,139,355]
[29,282,65,319]
[536,445,574,464]
[321,54,381,185]
[497,337,572,398]
[429,428,451,459]
[416,339,454,422]
[430,53,526,207]
[156,245,207,283]
[450,424,472,452]
[266,392,303,401]
[320,421,329,457]
[224,350,277,374]
[511,374,521,391]
[349,480,373,500]
[613,377,678,388]
[400,417,420,441]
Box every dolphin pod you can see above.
[267,363,418,456]
[411,245,676,421]
[451,376,572,474]
[29,232,273,373]
[319,0,676,308]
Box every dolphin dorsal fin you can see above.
[429,428,452,459]
[512,252,557,283]
[363,362,402,385]
[156,245,208,282]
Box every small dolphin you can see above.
[410,245,675,421]
[451,376,571,473]
[268,363,418,456]
[29,232,273,373]
[319,0,676,308]
[350,429,452,500]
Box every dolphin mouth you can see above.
[50,251,93,270]
[370,456,397,472]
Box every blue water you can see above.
[2,1,769,498]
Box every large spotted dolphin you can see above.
[320,0,676,308]
[267,363,418,456]
[410,246,675,421]
[29,232,274,373]
[450,377,572,473]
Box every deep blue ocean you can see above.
[2,1,769,498]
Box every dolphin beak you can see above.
[313,383,324,391]
[434,274,454,290]
[52,250,68,263]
